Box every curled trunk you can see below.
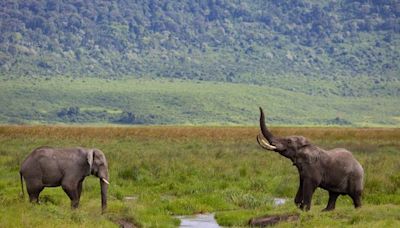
[259,107,274,142]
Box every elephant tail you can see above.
[20,172,25,198]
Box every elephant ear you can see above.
[297,136,310,149]
[295,149,318,166]
[87,149,94,171]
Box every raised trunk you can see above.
[259,107,274,142]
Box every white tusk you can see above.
[257,134,277,150]
[101,178,110,185]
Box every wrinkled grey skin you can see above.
[20,146,109,212]
[257,107,364,211]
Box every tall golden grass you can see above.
[1,125,399,142]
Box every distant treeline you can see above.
[9,106,159,125]
[5,105,351,126]
[0,0,399,83]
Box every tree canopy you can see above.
[1,0,399,82]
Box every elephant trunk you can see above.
[259,107,275,142]
[99,169,109,213]
[100,180,108,212]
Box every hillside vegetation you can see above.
[1,1,399,125]
[1,0,399,87]
[1,77,399,126]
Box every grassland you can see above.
[1,77,400,126]
[0,125,400,227]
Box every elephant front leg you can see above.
[294,176,303,208]
[77,181,83,199]
[301,179,318,211]
[62,181,80,209]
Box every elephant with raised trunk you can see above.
[256,107,364,211]
[20,146,109,212]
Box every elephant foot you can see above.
[295,200,303,209]
[71,201,80,209]
[300,204,310,211]
[295,201,302,207]
[298,203,309,211]
[321,207,334,212]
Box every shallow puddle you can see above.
[273,197,286,205]
[176,198,286,227]
[177,213,220,228]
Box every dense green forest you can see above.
[1,0,399,84]
[1,0,399,125]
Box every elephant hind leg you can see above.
[350,191,362,208]
[322,191,339,212]
[25,179,44,203]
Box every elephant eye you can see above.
[288,139,297,146]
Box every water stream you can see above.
[176,197,287,227]
[177,213,220,228]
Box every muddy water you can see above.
[177,213,220,228]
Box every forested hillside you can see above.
[1,0,399,89]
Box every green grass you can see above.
[0,126,399,227]
[1,77,399,126]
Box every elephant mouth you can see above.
[257,134,277,150]
[101,178,110,185]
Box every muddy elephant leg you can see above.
[350,191,362,208]
[62,180,80,209]
[294,176,303,207]
[301,179,318,211]
[322,191,339,211]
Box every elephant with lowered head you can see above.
[256,107,364,211]
[20,146,109,212]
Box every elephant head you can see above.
[257,107,310,163]
[87,149,109,212]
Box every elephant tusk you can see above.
[257,134,277,150]
[101,178,110,185]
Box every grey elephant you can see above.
[20,146,109,212]
[256,107,364,211]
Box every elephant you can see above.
[256,107,364,211]
[20,146,109,212]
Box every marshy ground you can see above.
[0,126,399,227]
